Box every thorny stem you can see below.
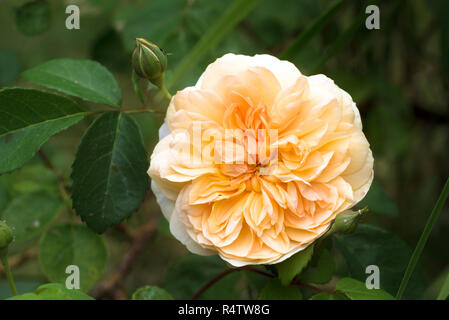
[191,266,335,300]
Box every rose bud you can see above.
[0,220,13,254]
[328,208,367,235]
[132,38,168,89]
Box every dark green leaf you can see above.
[357,180,399,217]
[39,224,108,291]
[299,249,335,284]
[71,112,149,233]
[1,191,62,241]
[22,59,122,108]
[276,244,314,286]
[336,277,394,300]
[14,0,51,36]
[132,285,174,300]
[334,224,427,299]
[0,88,85,174]
[258,279,302,300]
[8,283,94,300]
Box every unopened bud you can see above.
[0,220,13,254]
[328,208,367,235]
[132,38,167,89]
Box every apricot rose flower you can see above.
[148,54,373,266]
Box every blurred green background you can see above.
[0,0,448,299]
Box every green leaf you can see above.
[7,293,38,300]
[299,249,335,284]
[357,180,399,217]
[71,112,149,233]
[258,279,302,300]
[309,292,332,300]
[14,0,51,36]
[39,224,108,291]
[334,224,427,299]
[132,286,174,300]
[276,244,314,286]
[309,292,347,300]
[1,191,62,241]
[437,271,449,300]
[336,277,394,300]
[0,88,85,174]
[8,283,94,300]
[22,59,122,108]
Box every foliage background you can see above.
[0,0,448,299]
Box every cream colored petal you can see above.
[197,53,302,90]
[170,200,216,256]
[307,74,362,129]
[353,168,374,204]
[220,223,255,258]
[173,88,226,124]
[343,148,374,191]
